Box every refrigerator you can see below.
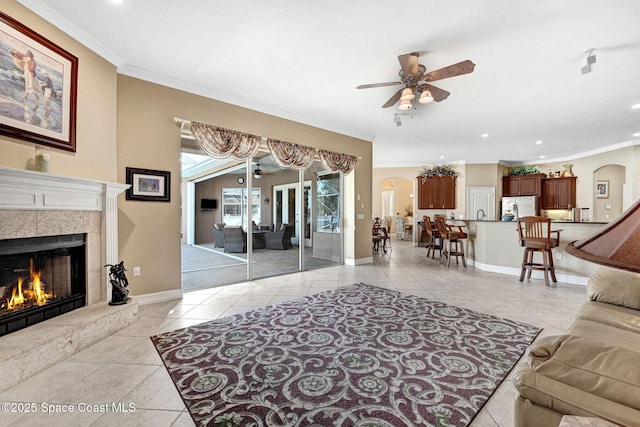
[501,196,538,219]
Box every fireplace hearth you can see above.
[0,234,86,336]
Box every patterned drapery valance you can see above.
[319,149,358,174]
[190,122,262,161]
[267,139,316,170]
[189,122,358,174]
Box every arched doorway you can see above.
[380,177,413,234]
[593,164,625,222]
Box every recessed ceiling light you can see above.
[539,155,546,159]
[634,132,640,137]
[535,140,544,145]
[439,155,446,159]
[481,133,491,138]
[110,0,124,4]
[632,103,640,110]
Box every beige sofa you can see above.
[513,268,640,427]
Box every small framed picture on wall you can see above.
[596,180,609,199]
[126,167,171,202]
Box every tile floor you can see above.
[0,240,587,426]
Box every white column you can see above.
[102,183,130,301]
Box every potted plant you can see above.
[507,165,541,176]
[419,164,457,183]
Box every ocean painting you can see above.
[0,12,77,151]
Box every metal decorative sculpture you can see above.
[104,261,131,305]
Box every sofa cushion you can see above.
[587,267,640,310]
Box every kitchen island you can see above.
[455,220,607,285]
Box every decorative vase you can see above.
[35,146,50,172]
[561,164,574,177]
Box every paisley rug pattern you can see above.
[151,284,541,426]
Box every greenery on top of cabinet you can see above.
[508,165,541,176]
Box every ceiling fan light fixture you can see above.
[400,88,415,101]
[398,99,413,110]
[418,90,434,104]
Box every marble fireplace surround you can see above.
[0,166,138,392]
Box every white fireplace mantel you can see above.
[0,166,129,211]
[0,166,129,300]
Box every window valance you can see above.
[189,121,358,174]
[267,139,316,170]
[190,122,261,161]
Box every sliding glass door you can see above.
[182,153,344,290]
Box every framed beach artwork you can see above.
[0,12,78,152]
[126,167,171,202]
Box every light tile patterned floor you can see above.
[0,240,586,426]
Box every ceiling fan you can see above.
[253,163,264,179]
[357,52,475,110]
[253,162,276,179]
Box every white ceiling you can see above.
[19,0,640,167]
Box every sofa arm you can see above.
[514,335,640,426]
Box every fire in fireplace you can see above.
[0,234,86,336]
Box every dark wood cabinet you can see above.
[541,177,577,209]
[502,174,545,196]
[417,176,456,209]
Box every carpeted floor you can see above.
[151,283,541,426]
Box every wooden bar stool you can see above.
[434,217,467,267]
[423,216,442,259]
[516,216,562,287]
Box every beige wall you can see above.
[117,75,373,295]
[0,2,117,181]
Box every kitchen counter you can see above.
[451,220,607,285]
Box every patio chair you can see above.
[212,223,225,248]
[266,224,294,250]
[222,227,247,253]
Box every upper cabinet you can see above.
[541,177,577,209]
[502,174,545,197]
[417,176,456,209]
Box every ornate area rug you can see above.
[151,284,541,426]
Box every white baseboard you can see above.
[345,256,373,266]
[134,289,183,306]
[467,259,588,286]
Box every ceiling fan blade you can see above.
[356,81,402,89]
[398,53,420,78]
[382,88,404,108]
[418,83,450,102]
[424,60,476,82]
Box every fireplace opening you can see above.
[0,234,86,336]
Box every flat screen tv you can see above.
[200,199,218,209]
